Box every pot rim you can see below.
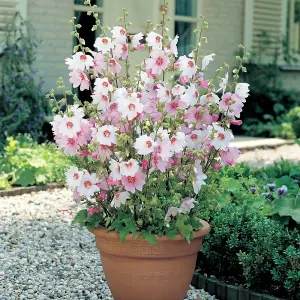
[89,219,210,241]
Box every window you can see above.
[174,0,199,56]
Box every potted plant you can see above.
[48,0,250,299]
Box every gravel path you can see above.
[237,144,300,168]
[0,189,216,300]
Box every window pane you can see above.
[175,0,197,17]
[74,0,103,7]
[175,21,194,56]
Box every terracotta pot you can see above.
[89,220,210,300]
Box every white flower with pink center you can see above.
[157,84,171,103]
[69,69,89,91]
[201,53,215,70]
[193,162,207,194]
[134,135,156,155]
[186,130,208,150]
[65,166,83,190]
[109,160,121,181]
[157,139,172,161]
[92,125,117,146]
[209,125,234,150]
[145,50,169,75]
[65,51,94,71]
[181,83,199,106]
[120,159,139,177]
[118,93,144,121]
[94,37,114,53]
[121,170,146,193]
[92,93,110,111]
[113,43,128,60]
[110,191,130,208]
[199,93,220,106]
[217,72,229,94]
[235,83,250,98]
[94,77,113,95]
[111,26,127,43]
[92,52,106,74]
[146,32,163,50]
[77,172,99,199]
[220,147,240,166]
[170,132,186,153]
[58,116,81,138]
[177,55,196,78]
[166,35,179,57]
[172,84,185,96]
[108,58,122,75]
[132,32,144,49]
[180,197,196,214]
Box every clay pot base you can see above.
[90,220,210,300]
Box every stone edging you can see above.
[0,183,65,197]
[191,273,285,300]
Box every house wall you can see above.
[27,0,73,92]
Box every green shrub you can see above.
[198,204,300,299]
[0,14,51,149]
[0,135,70,189]
[287,107,300,138]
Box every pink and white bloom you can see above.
[88,207,101,216]
[118,93,144,121]
[201,53,215,70]
[65,166,83,189]
[92,52,106,74]
[146,32,163,50]
[165,206,181,222]
[157,84,171,103]
[166,35,179,57]
[220,147,240,166]
[200,93,220,106]
[110,191,130,208]
[172,84,185,96]
[113,42,129,60]
[217,72,229,94]
[69,69,89,91]
[145,50,169,75]
[177,55,197,78]
[94,77,113,95]
[121,170,146,193]
[181,84,199,106]
[109,160,121,181]
[219,92,245,118]
[170,132,186,153]
[134,135,156,155]
[92,93,110,111]
[209,125,234,150]
[77,172,100,198]
[111,26,127,43]
[108,58,122,75]
[92,125,118,146]
[65,52,94,71]
[94,37,114,53]
[165,98,186,115]
[180,197,196,214]
[156,139,172,161]
[132,32,144,49]
[58,116,81,138]
[235,83,250,98]
[120,159,139,177]
[186,130,208,149]
[193,162,207,194]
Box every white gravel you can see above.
[237,144,300,168]
[0,189,216,300]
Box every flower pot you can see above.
[89,220,210,300]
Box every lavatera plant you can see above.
[48,0,250,244]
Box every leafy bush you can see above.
[198,204,300,299]
[287,107,300,138]
[0,13,51,149]
[0,135,70,189]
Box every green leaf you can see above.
[166,230,177,239]
[119,229,129,243]
[141,230,158,244]
[14,167,36,187]
[295,139,300,146]
[72,209,88,226]
[176,215,193,243]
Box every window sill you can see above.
[279,65,300,71]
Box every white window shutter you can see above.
[0,0,19,41]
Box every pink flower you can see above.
[65,51,93,71]
[76,120,92,146]
[94,37,114,53]
[132,33,144,49]
[58,115,81,138]
[113,42,128,60]
[94,144,113,160]
[181,83,199,106]
[108,58,122,75]
[186,130,208,150]
[77,172,100,198]
[180,197,196,214]
[88,207,101,216]
[165,98,186,115]
[69,69,89,91]
[141,159,149,171]
[213,164,222,170]
[146,32,163,50]
[166,35,178,57]
[145,50,169,75]
[170,132,186,153]
[157,84,171,103]
[92,52,106,74]
[230,120,243,126]
[118,93,144,121]
[92,93,110,111]
[121,170,146,193]
[219,93,246,118]
[209,125,234,150]
[111,26,127,43]
[220,147,240,166]
[179,75,189,86]
[97,191,107,201]
[172,84,185,96]
[57,136,80,155]
[134,135,156,155]
[92,125,118,146]
[120,159,139,177]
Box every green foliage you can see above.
[0,13,51,149]
[198,204,300,299]
[287,106,300,138]
[0,135,70,189]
